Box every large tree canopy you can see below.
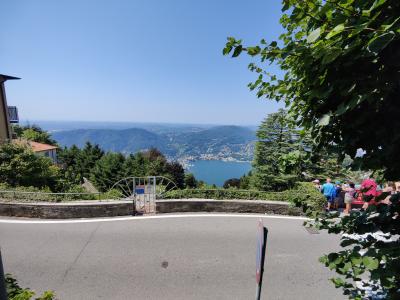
[13,124,58,146]
[0,143,60,190]
[223,0,400,179]
[252,109,349,190]
[252,109,299,190]
[224,1,400,297]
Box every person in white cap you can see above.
[312,179,321,191]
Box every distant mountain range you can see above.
[52,128,169,154]
[50,124,256,163]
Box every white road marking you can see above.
[0,213,309,224]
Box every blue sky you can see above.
[1,0,284,125]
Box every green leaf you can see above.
[318,113,331,126]
[307,28,321,43]
[326,24,345,39]
[347,94,367,110]
[331,277,345,287]
[247,46,261,56]
[232,45,243,57]
[282,0,290,11]
[362,256,379,270]
[295,31,304,39]
[368,0,387,12]
[367,31,395,54]
[334,103,348,116]
[350,253,362,266]
[341,262,352,273]
[381,16,400,31]
[321,50,341,65]
[353,266,364,276]
[340,238,356,247]
[222,45,232,55]
[319,256,328,264]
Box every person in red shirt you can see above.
[361,178,378,209]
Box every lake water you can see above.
[187,160,252,187]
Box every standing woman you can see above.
[344,182,356,214]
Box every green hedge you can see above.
[163,182,325,213]
[0,184,124,203]
[164,188,275,201]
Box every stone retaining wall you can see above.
[157,199,300,215]
[0,201,133,219]
[0,199,300,219]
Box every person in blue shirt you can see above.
[321,178,336,211]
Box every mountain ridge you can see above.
[51,125,256,163]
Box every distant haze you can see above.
[20,120,257,132]
[38,120,256,163]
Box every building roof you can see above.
[0,74,20,83]
[13,139,58,152]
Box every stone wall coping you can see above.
[157,199,289,205]
[0,199,289,206]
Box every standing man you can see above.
[321,178,336,211]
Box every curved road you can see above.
[0,214,344,299]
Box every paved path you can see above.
[0,214,344,299]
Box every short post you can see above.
[255,219,268,300]
[0,249,7,300]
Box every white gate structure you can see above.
[110,176,177,215]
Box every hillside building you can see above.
[13,139,58,164]
[0,74,20,143]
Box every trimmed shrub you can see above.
[0,185,100,202]
[99,189,123,200]
[163,182,325,212]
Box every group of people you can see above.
[312,177,400,214]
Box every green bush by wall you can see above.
[163,182,325,213]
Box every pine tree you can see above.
[252,109,298,191]
[165,161,185,188]
[90,152,125,192]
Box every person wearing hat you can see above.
[312,179,321,191]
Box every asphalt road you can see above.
[0,214,344,300]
